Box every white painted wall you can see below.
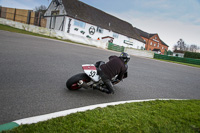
[173,53,184,58]
[65,17,145,49]
[44,2,67,31]
[44,1,66,16]
[125,48,154,58]
[45,16,66,30]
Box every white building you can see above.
[44,0,145,49]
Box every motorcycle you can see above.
[66,62,127,93]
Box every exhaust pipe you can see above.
[78,80,90,89]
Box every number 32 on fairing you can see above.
[88,71,96,77]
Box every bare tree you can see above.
[173,39,186,51]
[190,44,198,52]
[177,39,187,51]
[173,44,178,50]
[34,5,47,12]
[185,45,189,51]
[174,38,200,52]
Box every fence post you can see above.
[27,11,31,24]
[0,6,1,17]
[38,12,42,27]
[13,8,16,21]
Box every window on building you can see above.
[51,10,59,16]
[74,20,86,28]
[162,47,164,49]
[113,32,119,38]
[157,43,159,47]
[150,42,152,45]
[155,37,157,40]
[97,27,103,33]
[154,43,156,47]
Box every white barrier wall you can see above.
[0,18,154,58]
[0,18,107,49]
[125,48,154,58]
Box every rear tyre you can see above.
[66,73,90,90]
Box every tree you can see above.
[173,39,188,51]
[34,5,47,12]
[190,44,198,52]
[173,38,200,52]
[177,39,187,51]
[167,50,173,55]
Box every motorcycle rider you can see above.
[94,52,130,94]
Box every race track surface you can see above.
[0,30,200,124]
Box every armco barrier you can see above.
[108,43,124,52]
[154,53,200,65]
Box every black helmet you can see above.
[119,52,130,64]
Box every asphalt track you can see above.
[0,30,200,124]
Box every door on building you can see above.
[51,10,59,29]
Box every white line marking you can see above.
[14,99,185,125]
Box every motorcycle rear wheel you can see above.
[66,73,90,90]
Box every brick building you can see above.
[135,28,168,54]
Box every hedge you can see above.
[184,52,200,59]
[154,53,200,65]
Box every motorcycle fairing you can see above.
[82,64,100,82]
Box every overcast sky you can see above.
[0,0,200,50]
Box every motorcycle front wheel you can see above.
[66,73,90,90]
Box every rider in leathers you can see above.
[95,52,130,94]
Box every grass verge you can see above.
[154,58,200,68]
[0,24,93,47]
[2,100,200,133]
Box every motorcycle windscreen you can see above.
[82,64,100,82]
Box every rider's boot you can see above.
[93,84,111,94]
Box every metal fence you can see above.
[154,53,200,65]
[0,7,46,27]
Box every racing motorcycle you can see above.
[66,62,127,92]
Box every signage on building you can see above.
[89,26,95,35]
[124,40,133,45]
[153,39,159,42]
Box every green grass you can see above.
[0,24,51,38]
[2,100,200,133]
[0,24,93,47]
[154,58,200,68]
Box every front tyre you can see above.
[66,73,90,90]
